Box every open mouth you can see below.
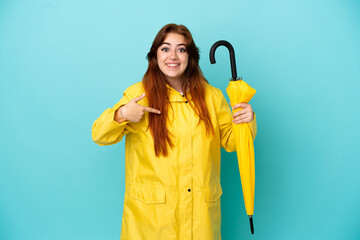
[166,63,180,68]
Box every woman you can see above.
[92,24,256,240]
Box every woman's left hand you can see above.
[232,103,254,124]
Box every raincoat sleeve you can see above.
[216,92,257,152]
[92,90,133,146]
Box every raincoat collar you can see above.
[166,84,191,103]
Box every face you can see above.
[157,33,189,82]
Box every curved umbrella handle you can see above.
[209,40,238,81]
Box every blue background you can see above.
[1,0,359,239]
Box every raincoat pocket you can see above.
[128,183,166,204]
[204,183,223,203]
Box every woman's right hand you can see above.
[115,93,161,123]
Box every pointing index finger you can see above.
[144,106,161,114]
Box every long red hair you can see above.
[143,24,214,157]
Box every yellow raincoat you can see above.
[92,82,257,240]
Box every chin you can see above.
[165,73,182,79]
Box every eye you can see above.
[178,48,187,53]
[160,47,169,52]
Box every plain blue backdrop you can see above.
[1,0,359,239]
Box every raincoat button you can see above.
[188,188,191,192]
[185,101,188,103]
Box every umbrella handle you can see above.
[249,215,254,234]
[209,40,238,81]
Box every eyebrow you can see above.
[161,42,186,47]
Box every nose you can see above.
[169,49,178,60]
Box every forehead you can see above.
[162,33,186,44]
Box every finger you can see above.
[234,110,251,120]
[233,107,253,117]
[234,114,250,121]
[232,103,249,110]
[232,109,247,117]
[233,118,244,124]
[233,116,252,124]
[132,93,146,103]
[143,106,161,114]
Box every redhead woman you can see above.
[92,23,256,240]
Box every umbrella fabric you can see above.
[226,80,256,216]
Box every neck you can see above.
[166,77,184,93]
